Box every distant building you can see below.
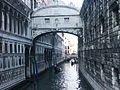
[64,36,70,55]
[34,33,64,72]
[64,34,78,55]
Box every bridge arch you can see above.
[33,29,83,42]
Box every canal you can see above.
[16,61,93,90]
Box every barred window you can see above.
[112,5,119,27]
[64,18,69,22]
[45,18,50,23]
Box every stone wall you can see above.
[79,0,120,90]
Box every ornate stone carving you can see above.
[0,66,25,86]
[5,0,28,16]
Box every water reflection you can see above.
[21,61,93,90]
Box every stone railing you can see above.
[0,66,25,90]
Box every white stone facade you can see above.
[0,0,32,90]
[32,4,82,38]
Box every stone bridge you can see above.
[31,5,83,39]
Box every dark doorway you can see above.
[25,47,29,78]
[30,46,34,76]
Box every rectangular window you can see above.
[19,56,21,65]
[64,18,69,22]
[3,57,8,69]
[4,13,7,30]
[3,57,6,69]
[12,56,15,67]
[14,18,16,33]
[112,5,119,27]
[8,59,10,68]
[15,56,18,66]
[18,44,20,53]
[22,45,23,53]
[10,44,12,53]
[9,15,12,32]
[0,42,2,53]
[14,43,17,53]
[45,18,50,23]
[5,43,8,53]
[25,22,28,36]
[100,18,104,34]
[0,57,2,69]
[18,21,20,34]
[0,11,2,29]
[21,57,24,64]
[21,22,23,35]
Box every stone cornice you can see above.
[0,30,32,44]
[31,14,80,18]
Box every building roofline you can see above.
[32,5,80,15]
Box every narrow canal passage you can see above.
[18,61,93,90]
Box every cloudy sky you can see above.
[62,0,83,8]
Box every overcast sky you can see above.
[62,0,83,8]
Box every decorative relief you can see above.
[0,66,25,85]
[5,0,28,16]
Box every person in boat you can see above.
[54,64,62,72]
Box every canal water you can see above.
[18,61,93,90]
